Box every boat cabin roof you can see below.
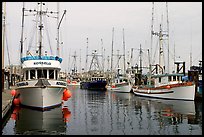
[21,56,62,63]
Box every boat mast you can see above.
[2,2,6,90]
[38,2,44,57]
[139,44,142,74]
[190,24,192,68]
[166,2,170,73]
[110,27,114,74]
[122,28,126,74]
[20,2,25,64]
[148,2,154,82]
[79,49,81,73]
[150,2,154,71]
[57,2,60,56]
[85,38,88,72]
[101,38,104,72]
[56,5,66,57]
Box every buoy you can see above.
[67,79,71,83]
[62,89,72,101]
[10,89,16,96]
[111,85,116,88]
[166,85,171,89]
[64,89,72,98]
[62,95,69,101]
[13,98,20,106]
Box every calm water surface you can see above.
[2,86,202,135]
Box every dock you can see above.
[2,87,15,120]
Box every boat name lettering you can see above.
[56,82,66,86]
[17,82,28,87]
[34,62,51,65]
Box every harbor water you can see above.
[2,86,202,135]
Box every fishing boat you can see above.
[107,68,132,92]
[132,3,195,101]
[15,2,69,109]
[67,51,81,86]
[132,72,195,100]
[80,75,107,91]
[80,50,107,91]
[67,79,80,86]
[107,28,132,92]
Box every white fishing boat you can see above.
[132,73,195,100]
[15,2,68,109]
[67,79,80,86]
[132,3,195,101]
[107,68,132,93]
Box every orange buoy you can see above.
[13,98,20,106]
[10,89,17,96]
[166,85,171,89]
[62,89,72,101]
[62,95,69,101]
[64,89,72,98]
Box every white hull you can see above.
[16,79,67,109]
[107,84,132,93]
[133,84,195,101]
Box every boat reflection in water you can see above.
[110,92,201,135]
[132,96,200,129]
[13,105,71,135]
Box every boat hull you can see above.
[133,84,196,101]
[16,87,65,109]
[107,83,132,93]
[80,81,107,91]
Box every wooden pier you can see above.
[2,87,15,120]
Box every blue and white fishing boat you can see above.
[15,2,68,110]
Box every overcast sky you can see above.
[3,2,202,73]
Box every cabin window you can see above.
[37,70,43,78]
[25,70,28,80]
[43,70,47,79]
[55,70,58,80]
[30,70,35,79]
[159,77,161,83]
[49,70,54,79]
[173,76,176,81]
[168,76,172,81]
